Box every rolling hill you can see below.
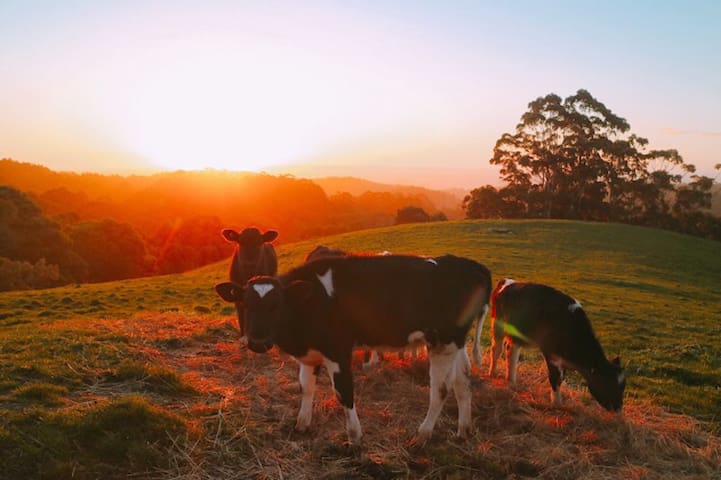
[0,220,719,478]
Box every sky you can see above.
[1,0,719,190]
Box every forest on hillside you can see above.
[0,160,453,290]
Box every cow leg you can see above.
[235,304,248,346]
[417,343,458,442]
[295,363,317,431]
[488,322,504,377]
[325,357,362,444]
[451,347,473,438]
[507,342,521,385]
[362,351,379,370]
[544,356,565,406]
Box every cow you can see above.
[489,279,626,412]
[215,254,491,443]
[304,245,425,368]
[221,227,278,345]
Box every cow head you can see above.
[586,356,626,412]
[222,227,278,262]
[215,276,313,354]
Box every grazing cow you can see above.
[489,279,626,412]
[222,227,278,344]
[215,254,491,443]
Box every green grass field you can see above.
[1,219,719,478]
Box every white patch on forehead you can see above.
[252,283,275,298]
[408,330,426,344]
[317,268,334,297]
[618,372,625,385]
[425,258,438,266]
[568,300,582,312]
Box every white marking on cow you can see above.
[344,406,363,443]
[252,283,275,298]
[362,351,379,370]
[296,363,316,430]
[568,300,582,312]
[324,358,340,389]
[497,278,515,294]
[418,343,459,441]
[508,344,521,384]
[452,348,473,437]
[407,330,426,344]
[425,258,438,266]
[618,372,625,385]
[316,268,334,297]
[472,304,489,368]
[379,250,392,256]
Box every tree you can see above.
[150,216,230,274]
[463,186,523,219]
[479,89,717,238]
[69,219,149,282]
[395,206,431,224]
[0,257,60,291]
[0,185,86,283]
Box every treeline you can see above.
[0,161,450,290]
[463,89,721,240]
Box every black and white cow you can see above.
[304,245,423,368]
[489,279,626,412]
[215,254,491,443]
[222,227,278,344]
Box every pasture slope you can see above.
[0,220,719,479]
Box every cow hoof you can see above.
[295,422,310,433]
[411,428,433,446]
[346,430,363,445]
[456,425,473,439]
[239,336,249,347]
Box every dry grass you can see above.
[78,313,721,479]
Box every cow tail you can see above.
[471,265,492,368]
[471,303,489,368]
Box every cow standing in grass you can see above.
[489,279,626,412]
[215,254,491,443]
[222,227,278,345]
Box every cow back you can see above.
[282,254,490,350]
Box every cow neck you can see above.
[565,333,609,375]
[269,273,314,358]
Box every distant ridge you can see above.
[311,176,464,216]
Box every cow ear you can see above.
[215,282,244,303]
[222,229,240,243]
[286,280,314,304]
[262,230,278,243]
[611,356,621,367]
